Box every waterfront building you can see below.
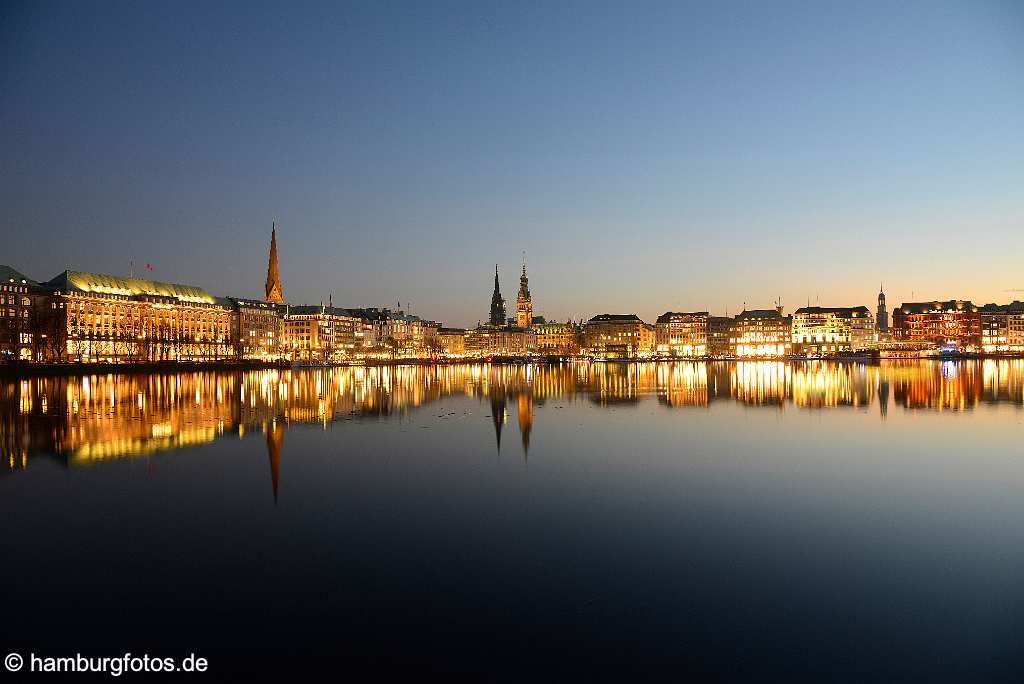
[979,302,1024,353]
[228,298,282,360]
[265,224,284,303]
[281,305,362,361]
[489,266,506,326]
[465,325,536,357]
[583,314,655,359]
[791,306,874,355]
[38,270,234,362]
[876,286,888,334]
[349,307,439,356]
[729,308,792,358]
[0,265,37,361]
[436,327,466,357]
[533,321,581,356]
[707,316,732,357]
[891,300,981,351]
[654,311,708,357]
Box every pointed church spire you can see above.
[265,222,284,303]
[489,264,506,326]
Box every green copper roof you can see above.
[44,270,218,304]
[0,264,36,285]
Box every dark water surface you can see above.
[2,361,1023,681]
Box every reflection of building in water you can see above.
[879,378,890,419]
[980,359,1024,405]
[5,361,1024,478]
[790,362,875,408]
[731,362,791,406]
[517,392,533,458]
[885,361,983,411]
[587,362,660,405]
[490,391,506,452]
[266,420,283,503]
[657,362,710,407]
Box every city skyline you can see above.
[3,234,1020,331]
[3,1,1023,327]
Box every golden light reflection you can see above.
[1,360,1021,473]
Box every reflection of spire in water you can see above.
[517,391,534,460]
[266,420,283,503]
[879,379,889,419]
[490,392,506,452]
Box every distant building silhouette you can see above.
[489,265,506,326]
[876,285,888,333]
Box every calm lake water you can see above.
[2,361,1023,681]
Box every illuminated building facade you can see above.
[39,270,234,362]
[791,306,874,355]
[979,302,1024,353]
[350,307,439,355]
[465,326,536,356]
[729,308,792,358]
[707,316,732,356]
[281,305,362,361]
[228,298,282,360]
[583,314,655,359]
[436,327,466,357]
[891,300,981,350]
[0,265,36,361]
[515,261,533,328]
[654,311,708,357]
[533,321,581,355]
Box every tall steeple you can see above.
[876,284,888,333]
[489,264,506,326]
[516,254,533,328]
[265,222,284,303]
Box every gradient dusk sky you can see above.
[2,1,1022,327]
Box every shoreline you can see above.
[3,353,1023,377]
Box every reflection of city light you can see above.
[2,362,1023,472]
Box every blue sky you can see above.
[2,1,1022,326]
